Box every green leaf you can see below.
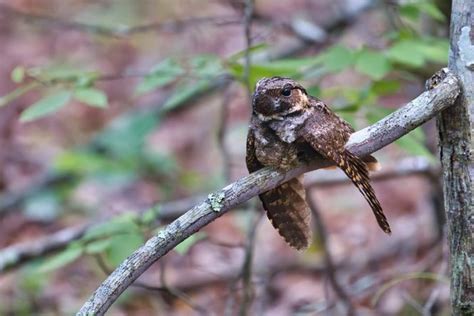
[399,4,420,21]
[336,111,357,127]
[75,73,97,88]
[82,213,140,242]
[74,88,108,108]
[355,50,392,80]
[365,105,394,125]
[371,80,401,96]
[254,57,318,71]
[37,244,82,273]
[0,82,39,108]
[418,2,445,21]
[388,40,425,67]
[229,58,316,89]
[85,239,113,254]
[161,79,212,112]
[105,232,144,267]
[399,2,445,22]
[54,151,109,174]
[20,90,71,122]
[306,86,321,97]
[417,38,449,64]
[317,45,355,73]
[142,150,177,175]
[27,64,86,83]
[141,205,161,226]
[191,54,223,77]
[95,112,158,156]
[19,267,47,294]
[226,43,269,62]
[179,170,203,190]
[396,132,434,159]
[175,232,206,255]
[389,37,448,67]
[135,58,184,95]
[54,149,143,177]
[11,66,26,83]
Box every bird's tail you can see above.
[335,150,391,234]
[259,176,312,250]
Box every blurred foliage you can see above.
[7,0,447,273]
[29,212,149,274]
[24,203,208,275]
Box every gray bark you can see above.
[77,71,459,315]
[438,1,474,314]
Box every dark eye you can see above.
[281,88,292,96]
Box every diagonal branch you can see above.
[77,70,459,315]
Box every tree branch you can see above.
[0,224,88,272]
[76,70,459,315]
[0,4,241,37]
[305,156,438,187]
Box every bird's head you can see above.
[252,77,309,121]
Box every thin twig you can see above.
[242,0,254,99]
[238,4,256,313]
[401,291,426,314]
[307,190,356,315]
[0,224,89,272]
[239,213,261,316]
[224,274,239,316]
[217,86,233,183]
[422,230,449,315]
[158,261,208,315]
[305,156,438,187]
[0,4,241,38]
[223,212,260,316]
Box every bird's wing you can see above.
[260,176,312,250]
[299,103,391,234]
[245,127,263,173]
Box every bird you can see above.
[246,77,391,250]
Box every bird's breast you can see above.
[254,128,299,169]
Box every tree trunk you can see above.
[438,0,473,314]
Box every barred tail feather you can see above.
[259,176,312,250]
[336,151,391,234]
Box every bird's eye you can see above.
[281,88,292,96]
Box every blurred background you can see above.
[0,0,452,315]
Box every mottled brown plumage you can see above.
[246,77,391,250]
